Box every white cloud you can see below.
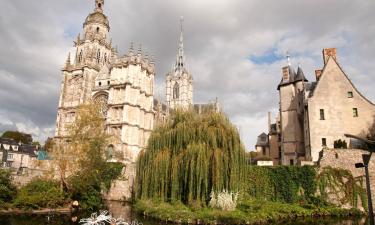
[0,0,374,149]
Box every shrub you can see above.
[13,179,66,209]
[68,162,124,210]
[0,169,16,204]
[209,190,238,211]
[334,139,348,149]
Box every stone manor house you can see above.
[256,48,375,166]
[54,0,219,163]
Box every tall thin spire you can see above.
[175,16,185,73]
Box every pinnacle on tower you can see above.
[129,42,134,55]
[65,52,71,66]
[95,0,104,12]
[138,43,142,55]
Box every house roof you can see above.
[309,56,375,107]
[295,66,308,82]
[0,138,37,157]
[255,132,269,147]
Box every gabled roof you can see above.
[255,132,269,147]
[311,56,375,106]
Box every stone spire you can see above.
[95,0,104,12]
[65,52,71,67]
[174,16,186,73]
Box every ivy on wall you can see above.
[244,165,367,209]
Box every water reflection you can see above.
[0,202,370,225]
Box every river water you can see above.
[0,201,370,225]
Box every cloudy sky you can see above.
[0,0,374,149]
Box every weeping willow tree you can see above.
[136,110,246,205]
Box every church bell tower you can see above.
[166,17,193,110]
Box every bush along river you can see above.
[0,201,371,225]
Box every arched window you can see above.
[93,93,109,117]
[96,27,100,33]
[173,82,179,100]
[104,53,107,63]
[97,50,101,63]
[106,145,114,160]
[78,50,83,63]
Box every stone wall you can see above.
[102,162,136,201]
[319,148,375,212]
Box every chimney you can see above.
[315,69,322,81]
[268,112,272,133]
[282,66,290,82]
[323,48,337,65]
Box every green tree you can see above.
[0,169,16,205]
[1,131,32,144]
[50,101,123,209]
[136,110,246,206]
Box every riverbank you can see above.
[134,200,363,225]
[0,207,71,215]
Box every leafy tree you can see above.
[50,101,123,209]
[13,179,66,209]
[50,101,109,190]
[136,110,246,206]
[1,131,32,144]
[0,169,16,204]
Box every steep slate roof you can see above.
[295,66,308,82]
[277,65,296,90]
[0,138,37,157]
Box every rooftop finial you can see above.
[95,0,104,12]
[286,51,291,66]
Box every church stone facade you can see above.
[55,0,221,165]
[259,48,375,165]
[55,0,163,163]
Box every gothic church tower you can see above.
[55,0,114,138]
[55,0,156,163]
[166,18,193,109]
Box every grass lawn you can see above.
[134,199,363,224]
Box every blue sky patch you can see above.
[249,49,283,65]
